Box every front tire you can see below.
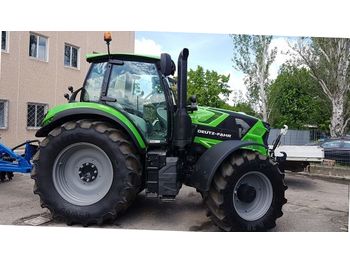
[204,150,287,231]
[31,119,142,226]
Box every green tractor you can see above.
[31,33,287,231]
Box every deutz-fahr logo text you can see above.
[197,129,232,138]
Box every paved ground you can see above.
[0,173,348,231]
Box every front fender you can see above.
[192,140,268,192]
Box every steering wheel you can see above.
[143,92,154,101]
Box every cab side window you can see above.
[107,61,168,142]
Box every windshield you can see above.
[83,62,108,102]
[322,140,342,148]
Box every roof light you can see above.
[104,32,112,43]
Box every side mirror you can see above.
[160,53,175,76]
[65,87,83,103]
[187,95,198,112]
[189,95,197,104]
[64,93,70,101]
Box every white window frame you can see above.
[1,31,9,53]
[26,102,48,129]
[29,32,49,62]
[64,43,80,69]
[0,100,9,129]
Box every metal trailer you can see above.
[273,145,324,172]
[0,140,39,181]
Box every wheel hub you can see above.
[78,162,98,183]
[232,171,273,221]
[237,183,256,203]
[53,142,113,206]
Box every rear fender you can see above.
[192,140,268,192]
[36,107,146,152]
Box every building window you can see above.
[0,100,9,129]
[64,44,79,68]
[27,103,47,128]
[29,33,48,61]
[1,31,9,52]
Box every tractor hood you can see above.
[189,106,259,128]
[190,106,269,155]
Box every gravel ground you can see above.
[0,172,348,231]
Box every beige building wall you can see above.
[0,31,134,147]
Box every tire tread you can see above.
[204,150,287,232]
[32,119,142,226]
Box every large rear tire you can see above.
[204,150,287,231]
[31,119,142,226]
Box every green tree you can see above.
[222,102,259,117]
[187,65,231,108]
[290,37,350,136]
[231,34,277,121]
[268,65,331,130]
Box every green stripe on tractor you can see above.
[194,136,222,148]
[190,107,229,127]
[242,120,268,155]
[43,102,146,149]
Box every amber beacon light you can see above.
[104,32,112,56]
[104,32,112,43]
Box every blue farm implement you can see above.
[0,140,39,182]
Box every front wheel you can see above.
[31,119,142,226]
[204,150,287,231]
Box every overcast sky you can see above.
[135,31,295,105]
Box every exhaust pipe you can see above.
[177,48,189,109]
[173,48,192,150]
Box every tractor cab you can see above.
[57,32,190,151]
[81,54,172,143]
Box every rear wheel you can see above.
[205,150,287,231]
[31,119,142,226]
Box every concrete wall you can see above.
[0,31,134,146]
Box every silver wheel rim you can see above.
[233,171,273,221]
[53,142,113,206]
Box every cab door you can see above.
[105,60,168,143]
